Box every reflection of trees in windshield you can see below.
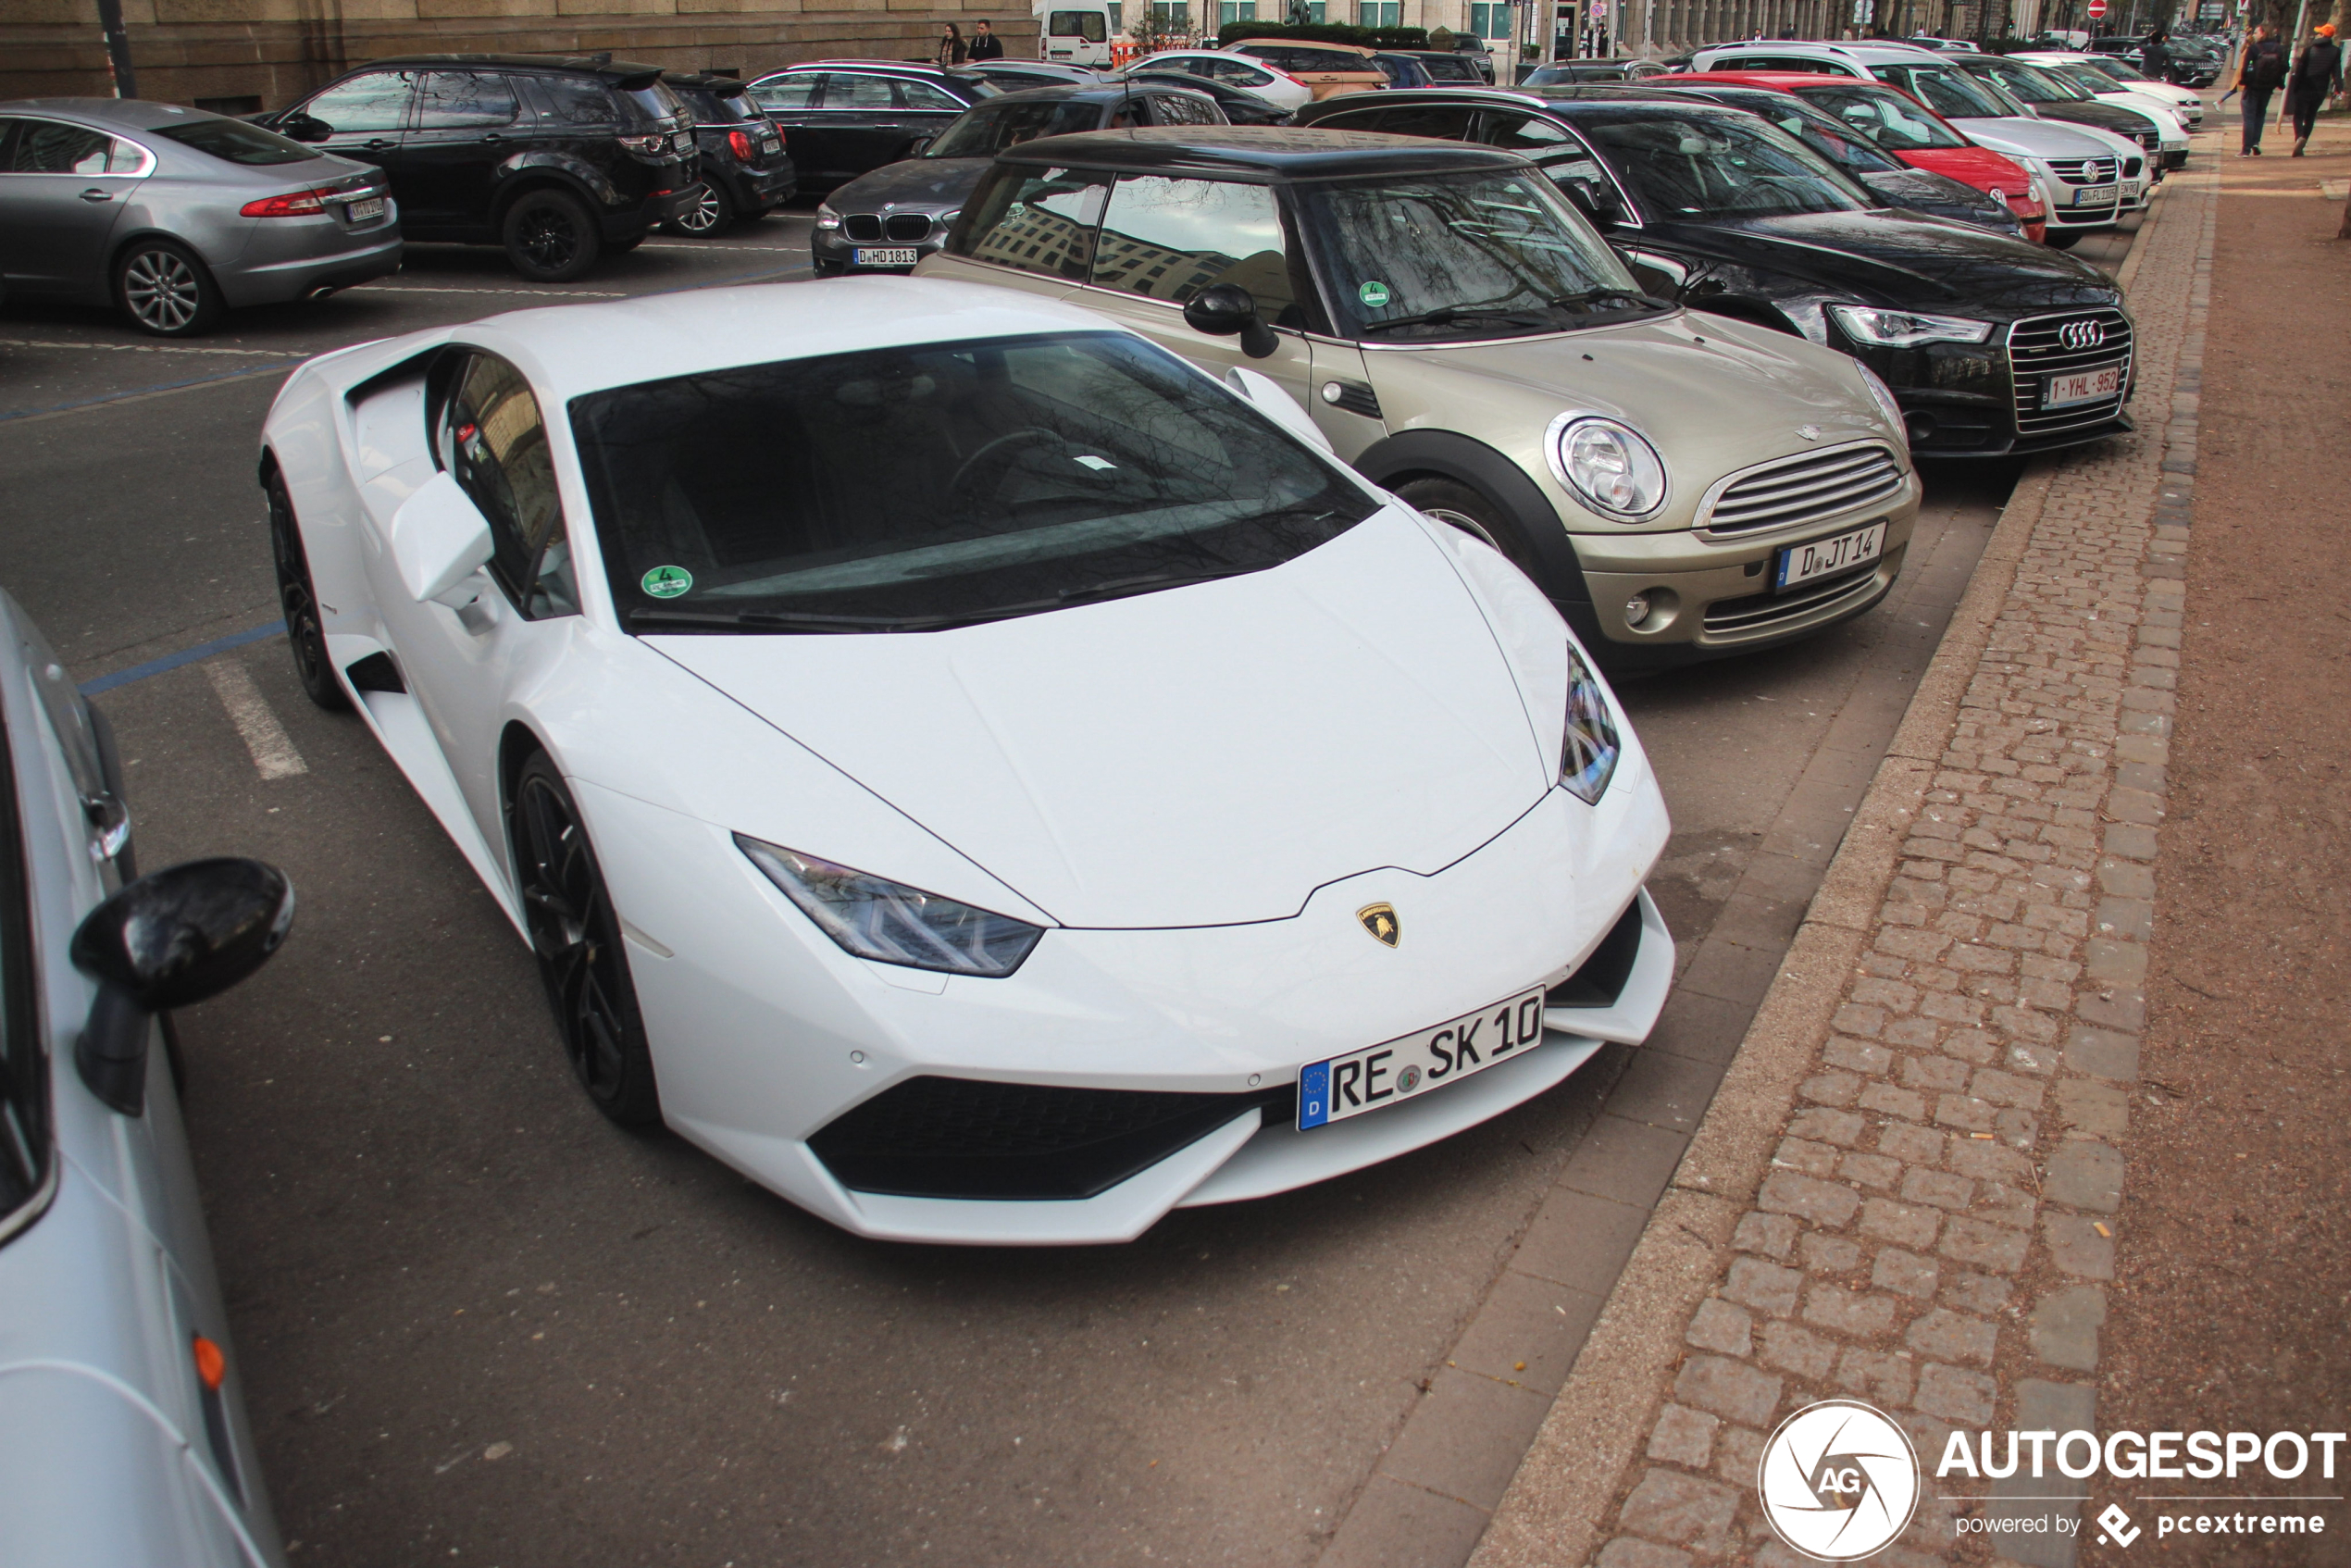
[570,333,1373,631]
[1586,116,1865,221]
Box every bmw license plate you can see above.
[852,246,920,268]
[343,195,387,222]
[2045,365,2123,408]
[1298,986,1547,1129]
[2070,183,2118,207]
[1774,520,1888,591]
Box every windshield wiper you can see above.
[1360,305,1550,334]
[1550,288,1669,311]
[628,606,913,632]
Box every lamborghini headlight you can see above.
[1561,640,1621,805]
[1828,305,1995,348]
[737,834,1043,977]
[1552,417,1668,520]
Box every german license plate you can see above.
[1298,986,1547,1129]
[2070,183,2118,206]
[760,138,781,156]
[1774,520,1888,591]
[343,195,386,222]
[2045,364,2123,408]
[852,246,920,268]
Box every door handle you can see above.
[365,137,394,149]
[479,132,504,143]
[80,187,114,203]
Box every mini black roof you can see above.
[995,124,1524,179]
[355,52,666,83]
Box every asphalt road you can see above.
[0,216,2017,1568]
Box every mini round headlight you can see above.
[1553,417,1667,520]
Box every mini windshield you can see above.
[1797,84,1970,149]
[154,115,317,166]
[1295,168,1657,341]
[574,332,1375,633]
[927,99,1101,158]
[1583,112,1870,221]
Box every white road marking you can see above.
[0,338,292,357]
[205,660,309,779]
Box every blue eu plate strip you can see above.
[1297,1062,1331,1130]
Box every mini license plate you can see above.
[2045,365,2124,409]
[1298,986,1547,1129]
[2070,183,2118,207]
[853,246,920,268]
[1774,520,1888,591]
[343,195,387,222]
[760,138,781,156]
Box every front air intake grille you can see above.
[883,212,933,243]
[1702,564,1886,641]
[809,1076,1283,1200]
[1698,443,1906,538]
[2007,308,2134,437]
[2044,156,2121,185]
[1546,897,1644,1010]
[841,212,884,242]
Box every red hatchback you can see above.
[1672,71,2046,243]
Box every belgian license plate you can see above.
[1775,520,1888,591]
[2046,365,2123,408]
[852,246,920,268]
[1298,986,1547,1129]
[343,196,386,222]
[2071,183,2118,206]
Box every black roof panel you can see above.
[355,52,667,82]
[994,124,1524,179]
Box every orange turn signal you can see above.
[193,1335,226,1391]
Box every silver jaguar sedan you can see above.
[0,98,401,337]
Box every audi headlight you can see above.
[1561,639,1621,805]
[1828,305,1994,348]
[737,835,1043,977]
[1551,416,1668,521]
[1857,362,1906,438]
[815,203,842,230]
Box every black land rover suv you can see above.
[258,54,700,281]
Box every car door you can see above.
[398,70,523,231]
[892,78,977,156]
[369,351,585,855]
[746,71,827,176]
[0,116,152,298]
[288,68,418,177]
[815,73,919,181]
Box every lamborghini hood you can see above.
[647,507,1560,929]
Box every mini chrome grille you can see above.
[2044,156,2121,185]
[1698,443,1907,537]
[2007,308,2134,437]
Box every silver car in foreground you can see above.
[0,98,402,336]
[0,591,294,1566]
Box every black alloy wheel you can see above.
[511,753,661,1126]
[115,239,224,337]
[502,188,603,282]
[267,475,350,713]
[1392,477,1538,574]
[664,180,732,236]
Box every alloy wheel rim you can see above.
[519,209,580,271]
[677,187,722,232]
[516,777,630,1101]
[124,250,198,331]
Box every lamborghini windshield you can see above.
[572,332,1375,632]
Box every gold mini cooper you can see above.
[914,126,1922,667]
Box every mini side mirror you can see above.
[71,858,293,1115]
[1558,177,1623,230]
[389,472,497,606]
[1183,283,1279,359]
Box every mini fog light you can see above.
[1624,593,1651,628]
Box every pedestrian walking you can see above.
[2236,22,2288,155]
[2285,22,2344,155]
[937,21,969,66]
[2142,29,2172,83]
[968,18,1005,59]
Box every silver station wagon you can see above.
[916,128,1922,666]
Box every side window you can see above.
[415,71,519,130]
[535,76,621,126]
[432,354,578,619]
[1090,175,1299,325]
[747,75,821,109]
[1148,93,1222,126]
[824,74,901,110]
[7,119,142,174]
[1478,113,1607,185]
[896,80,967,111]
[305,70,417,133]
[1377,105,1476,140]
[952,166,1114,280]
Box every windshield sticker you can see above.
[1074,454,1117,470]
[1006,200,1027,218]
[641,565,694,600]
[1359,280,1392,308]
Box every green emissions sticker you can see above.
[641,565,694,600]
[1359,280,1392,308]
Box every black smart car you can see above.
[1295,89,2134,458]
[258,53,700,281]
[744,61,1000,193]
[659,72,797,235]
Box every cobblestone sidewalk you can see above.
[1466,155,2219,1568]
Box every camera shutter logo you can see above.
[2059,319,2108,351]
[1757,1400,1921,1562]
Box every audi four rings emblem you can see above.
[2059,320,2108,351]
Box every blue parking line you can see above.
[81,622,285,697]
[0,362,301,425]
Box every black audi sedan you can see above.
[659,72,796,234]
[744,61,999,193]
[1294,89,2134,458]
[811,82,1224,276]
[255,53,700,281]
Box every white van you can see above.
[1035,0,1114,64]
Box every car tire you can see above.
[604,232,646,253]
[511,752,663,1127]
[501,188,603,282]
[2045,229,2084,249]
[114,239,224,338]
[663,180,732,237]
[267,473,351,713]
[1391,477,1539,575]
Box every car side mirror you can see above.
[1183,282,1278,359]
[903,134,935,158]
[283,113,331,142]
[1222,367,1333,453]
[71,858,293,1115]
[390,473,497,606]
[1558,177,1624,229]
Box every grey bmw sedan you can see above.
[0,98,401,337]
